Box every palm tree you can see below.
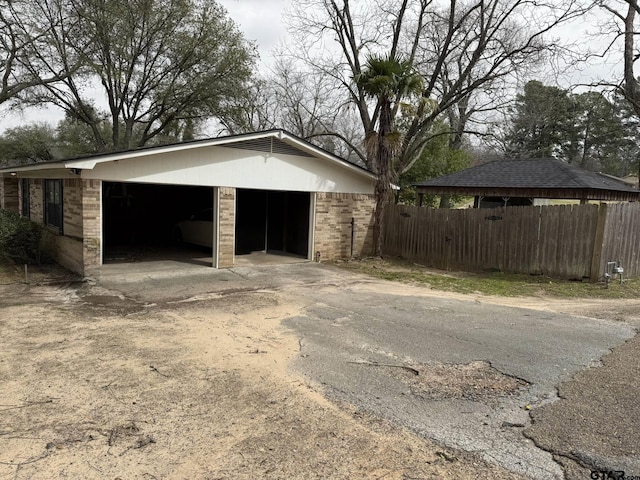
[355,55,423,256]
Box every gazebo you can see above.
[414,158,640,207]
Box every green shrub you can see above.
[0,209,44,265]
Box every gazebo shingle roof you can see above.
[414,158,639,201]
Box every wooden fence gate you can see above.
[383,202,640,281]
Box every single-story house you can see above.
[414,158,640,207]
[0,129,377,276]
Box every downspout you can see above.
[350,217,355,258]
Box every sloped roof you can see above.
[414,158,639,201]
[0,129,375,180]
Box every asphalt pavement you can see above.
[274,265,635,479]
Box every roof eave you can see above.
[0,129,377,183]
[415,185,640,201]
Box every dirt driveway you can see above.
[0,262,638,479]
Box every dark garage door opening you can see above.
[235,189,310,258]
[103,182,213,263]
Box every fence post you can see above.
[589,203,608,283]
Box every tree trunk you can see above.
[622,3,640,188]
[373,99,393,257]
[439,195,454,208]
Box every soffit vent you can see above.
[224,137,315,157]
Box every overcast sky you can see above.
[218,0,287,66]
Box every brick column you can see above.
[217,187,236,268]
[82,179,102,275]
[0,177,19,213]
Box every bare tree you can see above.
[0,0,73,105]
[225,58,365,163]
[599,0,640,183]
[286,0,592,253]
[24,0,257,152]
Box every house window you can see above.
[21,179,30,218]
[44,179,63,233]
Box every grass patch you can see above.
[335,257,640,299]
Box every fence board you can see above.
[383,202,640,280]
[598,203,640,280]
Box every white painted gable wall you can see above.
[81,145,375,194]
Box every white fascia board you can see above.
[0,160,93,173]
[0,162,67,174]
[62,131,287,169]
[63,159,99,169]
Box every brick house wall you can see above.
[0,177,19,213]
[218,187,235,267]
[19,178,100,277]
[7,175,374,273]
[50,178,84,274]
[63,179,83,238]
[313,192,375,261]
[30,180,43,224]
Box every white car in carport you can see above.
[173,208,213,248]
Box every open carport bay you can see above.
[235,189,310,258]
[102,182,213,262]
[102,184,313,266]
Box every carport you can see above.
[0,130,377,277]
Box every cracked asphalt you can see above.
[99,262,639,479]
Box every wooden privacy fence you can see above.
[383,202,640,281]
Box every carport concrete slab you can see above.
[97,251,308,287]
[95,256,316,304]
[234,251,309,266]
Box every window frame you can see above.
[43,179,63,234]
[20,178,30,218]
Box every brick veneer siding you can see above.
[218,187,235,267]
[82,180,102,275]
[63,179,83,238]
[30,181,43,224]
[21,178,101,276]
[0,177,19,213]
[49,178,92,276]
[313,192,375,261]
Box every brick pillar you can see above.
[82,179,102,275]
[1,177,19,213]
[217,187,235,268]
